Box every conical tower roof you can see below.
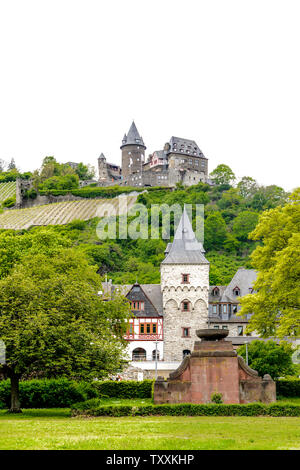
[162,206,209,265]
[121,121,146,149]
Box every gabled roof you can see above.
[121,121,146,149]
[112,283,163,317]
[221,268,257,302]
[166,136,206,159]
[162,206,209,265]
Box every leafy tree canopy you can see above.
[209,164,236,186]
[239,189,300,337]
[0,232,131,411]
[237,340,295,379]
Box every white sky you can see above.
[0,0,299,191]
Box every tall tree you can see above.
[7,158,17,170]
[204,212,227,251]
[0,233,131,412]
[239,189,300,337]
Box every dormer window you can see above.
[181,274,190,284]
[233,286,240,296]
[212,287,219,296]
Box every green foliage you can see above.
[237,340,295,379]
[92,380,153,399]
[210,164,236,186]
[0,379,97,409]
[71,401,300,417]
[204,212,227,250]
[239,188,300,337]
[276,379,300,398]
[2,196,16,208]
[211,393,223,403]
[233,211,259,241]
[38,174,79,191]
[75,162,95,180]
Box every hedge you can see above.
[39,186,172,199]
[276,379,300,398]
[71,402,300,418]
[0,379,97,409]
[92,380,153,399]
[0,379,153,408]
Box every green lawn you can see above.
[0,407,300,450]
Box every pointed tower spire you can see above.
[121,121,146,149]
[162,206,208,264]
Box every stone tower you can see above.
[121,121,146,180]
[161,207,210,362]
[98,153,108,182]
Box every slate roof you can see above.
[167,136,206,159]
[221,268,257,302]
[121,121,146,149]
[162,206,209,265]
[112,283,163,317]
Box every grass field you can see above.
[0,407,300,450]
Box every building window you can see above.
[127,323,134,335]
[131,301,144,311]
[132,348,146,361]
[214,325,220,329]
[233,305,238,313]
[237,326,243,336]
[183,350,191,358]
[152,350,160,360]
[182,327,190,338]
[139,323,157,335]
[222,325,228,330]
[212,305,217,314]
[212,287,219,296]
[181,274,190,284]
[223,304,227,313]
[233,286,240,296]
[181,300,190,312]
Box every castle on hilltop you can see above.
[98,121,209,188]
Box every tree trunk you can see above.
[9,372,22,413]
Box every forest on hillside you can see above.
[0,162,290,286]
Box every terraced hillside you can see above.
[0,182,16,203]
[0,194,138,230]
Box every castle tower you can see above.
[98,153,108,182]
[121,121,146,180]
[161,207,210,362]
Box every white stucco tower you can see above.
[161,207,210,362]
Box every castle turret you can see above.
[161,207,210,362]
[98,153,109,182]
[121,121,146,180]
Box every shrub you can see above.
[276,379,300,398]
[92,380,153,399]
[0,379,97,409]
[2,196,16,208]
[71,401,300,418]
[211,393,223,404]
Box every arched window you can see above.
[152,350,160,361]
[212,287,219,296]
[183,350,191,358]
[132,348,146,361]
[181,300,191,312]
